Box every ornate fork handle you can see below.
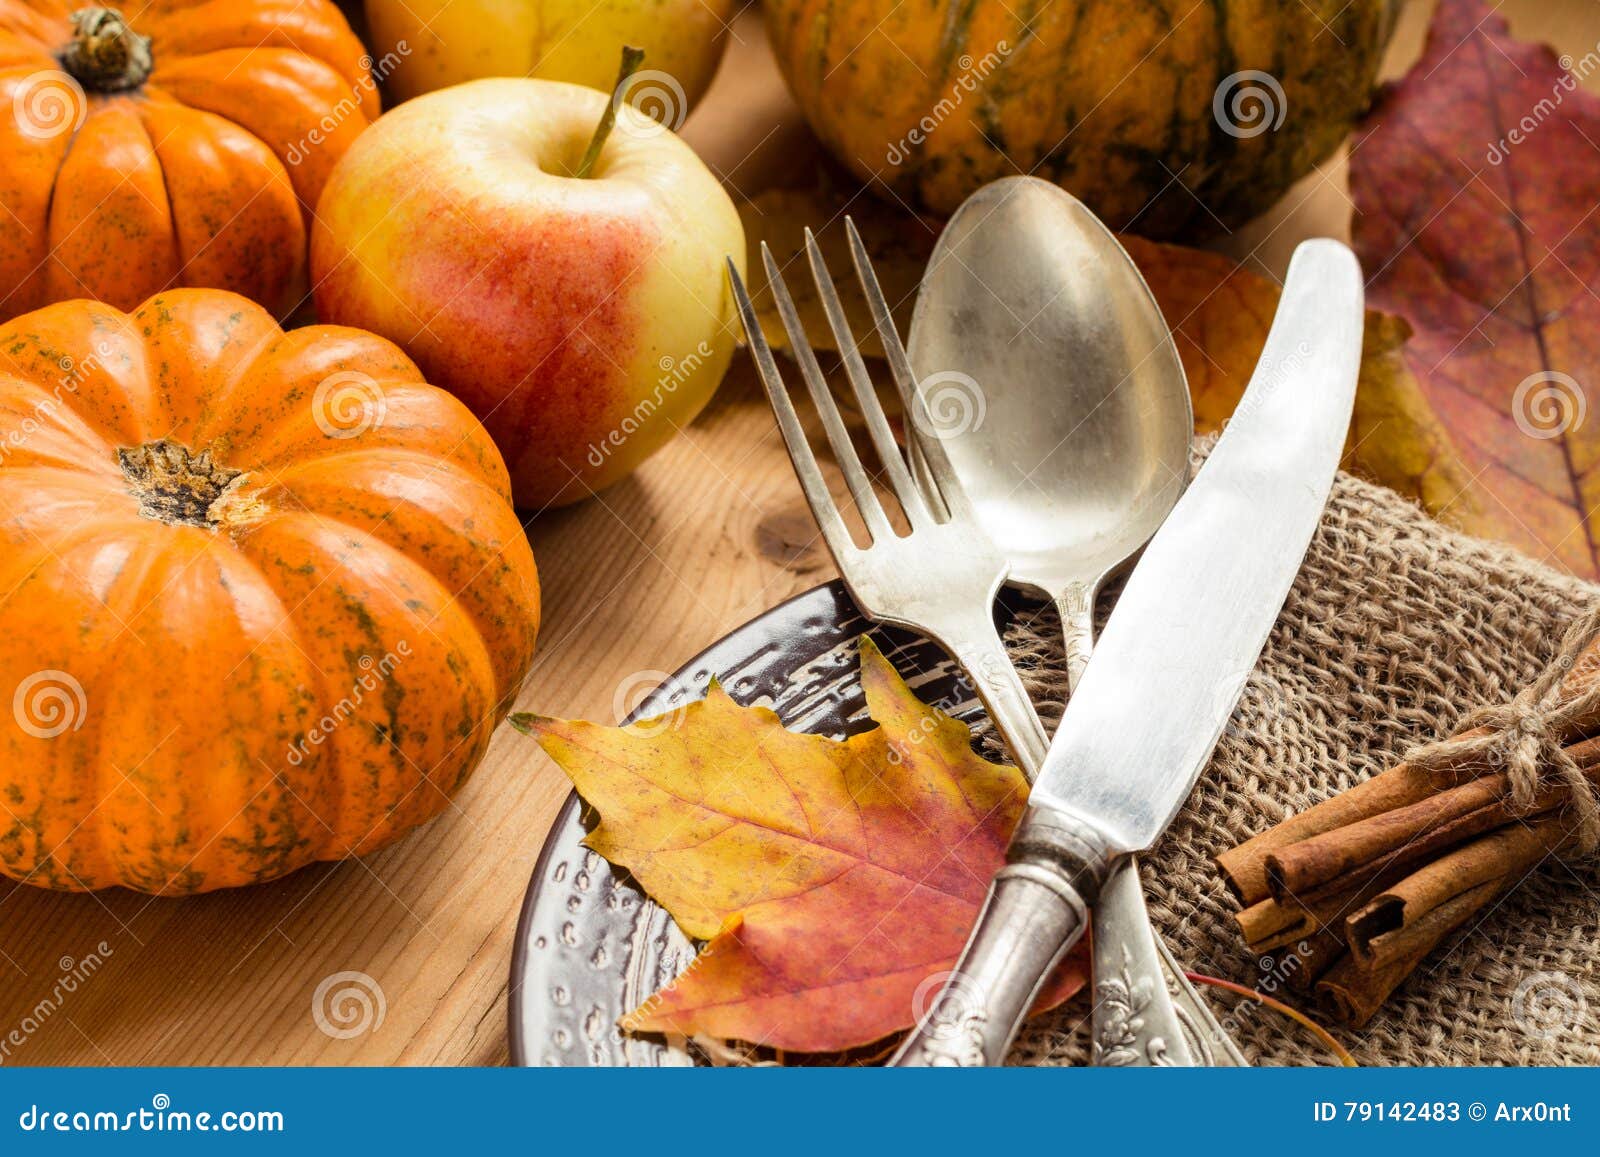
[1056,583,1095,690]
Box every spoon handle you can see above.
[1052,588,1246,1066]
[1057,583,1096,691]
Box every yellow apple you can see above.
[310,72,745,508]
[365,0,734,111]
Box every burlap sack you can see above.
[993,463,1600,1067]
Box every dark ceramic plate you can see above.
[507,580,995,1066]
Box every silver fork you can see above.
[729,226,1045,770]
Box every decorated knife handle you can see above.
[890,808,1109,1067]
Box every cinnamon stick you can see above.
[1217,643,1600,907]
[1216,617,1600,1028]
[1345,815,1576,968]
[1238,897,1315,952]
[1265,740,1600,906]
[1282,928,1347,996]
[1239,859,1416,953]
[1215,758,1462,905]
[1315,876,1505,1027]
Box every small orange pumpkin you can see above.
[0,289,541,894]
[0,2,374,321]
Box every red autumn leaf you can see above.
[513,639,1087,1053]
[1350,0,1600,576]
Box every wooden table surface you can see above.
[2,0,1595,1066]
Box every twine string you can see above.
[1406,604,1600,854]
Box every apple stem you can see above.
[575,45,646,179]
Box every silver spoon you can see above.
[906,176,1244,1065]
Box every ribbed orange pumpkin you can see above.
[0,1,373,321]
[0,290,541,894]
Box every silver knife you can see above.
[890,238,1364,1066]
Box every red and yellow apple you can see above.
[310,74,745,508]
[364,0,734,110]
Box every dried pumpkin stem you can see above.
[574,45,646,180]
[60,7,152,93]
[118,439,244,529]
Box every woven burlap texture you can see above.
[990,463,1600,1067]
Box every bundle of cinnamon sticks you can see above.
[1215,609,1600,1027]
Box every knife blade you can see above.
[890,238,1364,1066]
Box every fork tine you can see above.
[759,242,894,544]
[845,217,972,522]
[727,259,859,561]
[803,228,934,528]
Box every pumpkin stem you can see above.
[118,440,246,529]
[60,7,153,93]
[574,45,646,179]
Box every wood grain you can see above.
[1,0,1595,1067]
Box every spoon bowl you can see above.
[907,176,1192,669]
